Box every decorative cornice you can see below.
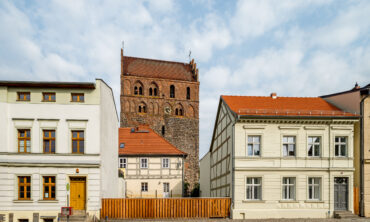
[234,167,355,171]
[243,125,266,129]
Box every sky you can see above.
[0,0,369,158]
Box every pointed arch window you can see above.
[138,103,147,113]
[134,82,144,95]
[149,82,159,97]
[170,85,175,98]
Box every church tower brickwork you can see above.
[120,49,200,189]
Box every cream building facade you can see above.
[0,79,118,222]
[200,94,359,219]
[118,127,186,198]
[321,83,370,217]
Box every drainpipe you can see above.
[328,120,332,217]
[231,115,238,218]
[360,93,369,217]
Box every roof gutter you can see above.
[238,115,359,120]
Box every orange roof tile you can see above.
[119,126,187,156]
[123,56,197,82]
[222,95,358,117]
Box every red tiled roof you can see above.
[119,126,187,156]
[222,95,358,117]
[123,56,196,82]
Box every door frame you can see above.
[69,176,87,210]
[334,176,349,211]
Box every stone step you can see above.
[334,211,359,219]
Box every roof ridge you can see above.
[123,55,190,66]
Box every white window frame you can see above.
[162,158,169,168]
[163,182,170,193]
[282,177,296,200]
[308,177,321,200]
[246,177,262,200]
[141,182,148,192]
[247,135,261,157]
[308,136,321,157]
[140,158,148,168]
[119,158,127,168]
[335,136,347,157]
[283,136,296,157]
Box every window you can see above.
[149,88,153,96]
[43,130,55,153]
[162,158,169,168]
[246,177,262,200]
[138,103,147,113]
[163,182,169,193]
[308,136,321,157]
[72,131,84,154]
[170,85,175,98]
[308,177,321,200]
[140,158,148,168]
[120,143,125,149]
[283,136,296,157]
[141,182,148,192]
[247,136,260,156]
[119,158,127,168]
[42,92,56,102]
[18,176,31,200]
[186,87,190,100]
[134,82,144,95]
[43,176,56,200]
[18,129,31,153]
[71,93,84,102]
[162,125,165,136]
[282,177,295,200]
[175,108,183,116]
[17,92,30,101]
[335,136,347,157]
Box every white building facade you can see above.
[200,95,359,219]
[0,79,118,222]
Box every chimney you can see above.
[354,82,360,90]
[271,92,277,99]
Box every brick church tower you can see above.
[120,49,199,189]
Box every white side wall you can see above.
[199,152,210,197]
[98,80,119,198]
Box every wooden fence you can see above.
[101,198,231,219]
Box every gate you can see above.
[334,177,348,211]
[101,198,231,219]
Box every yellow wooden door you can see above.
[70,177,86,210]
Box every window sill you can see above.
[38,200,59,203]
[242,200,265,203]
[304,200,324,203]
[13,199,33,203]
[279,200,299,203]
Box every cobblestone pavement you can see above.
[109,218,370,222]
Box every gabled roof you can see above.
[221,95,358,117]
[122,55,197,82]
[119,126,187,156]
[321,83,370,98]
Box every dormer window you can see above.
[17,92,30,101]
[42,92,56,102]
[71,93,84,102]
[120,143,125,149]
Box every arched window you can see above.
[134,81,144,96]
[186,87,190,100]
[170,85,175,98]
[149,82,159,97]
[138,102,147,113]
[174,103,184,116]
